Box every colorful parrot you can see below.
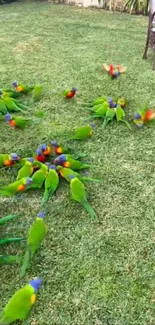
[103,64,127,79]
[35,148,46,163]
[69,123,95,140]
[16,161,34,180]
[57,166,100,183]
[41,165,59,208]
[0,177,32,196]
[28,164,48,189]
[54,154,94,170]
[12,81,33,94]
[20,212,46,277]
[0,254,20,265]
[4,114,31,129]
[63,88,77,99]
[69,175,96,218]
[134,108,155,127]
[50,140,70,154]
[0,153,20,168]
[39,143,52,156]
[0,278,42,324]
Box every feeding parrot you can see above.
[16,160,34,180]
[35,148,46,163]
[4,114,32,129]
[134,108,155,127]
[0,153,20,168]
[54,154,94,170]
[103,64,127,79]
[39,143,52,156]
[0,254,20,265]
[57,166,100,183]
[41,165,59,209]
[20,212,46,277]
[12,81,33,94]
[51,140,70,154]
[28,164,48,189]
[69,123,95,140]
[0,177,32,196]
[0,277,42,324]
[69,175,97,218]
[63,88,77,99]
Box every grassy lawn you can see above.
[1,2,155,324]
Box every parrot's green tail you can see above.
[82,200,97,218]
[20,248,32,278]
[0,188,12,197]
[0,237,25,246]
[82,177,101,183]
[41,189,54,209]
[102,119,109,129]
[0,214,19,225]
[0,254,21,265]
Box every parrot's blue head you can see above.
[30,278,42,292]
[26,177,33,186]
[89,123,95,128]
[5,113,12,121]
[49,164,56,170]
[134,112,141,120]
[51,140,58,147]
[27,157,34,163]
[10,153,20,161]
[12,81,18,87]
[69,174,76,180]
[36,148,42,156]
[38,211,45,219]
[54,154,66,165]
[72,88,77,93]
[40,144,47,151]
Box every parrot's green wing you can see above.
[70,177,86,202]
[28,169,47,189]
[33,85,42,102]
[0,284,34,324]
[102,108,116,129]
[17,163,33,180]
[71,125,92,140]
[116,106,131,130]
[14,117,30,129]
[0,99,8,114]
[42,169,59,208]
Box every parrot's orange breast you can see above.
[3,160,13,166]
[16,86,24,92]
[9,120,16,127]
[17,184,25,192]
[31,293,36,305]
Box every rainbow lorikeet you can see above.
[103,64,127,79]
[20,212,46,277]
[57,166,100,183]
[54,154,94,170]
[51,140,70,155]
[41,165,59,209]
[4,114,31,129]
[1,96,28,113]
[0,177,32,196]
[28,164,48,189]
[12,81,33,94]
[63,88,77,99]
[0,278,42,324]
[16,161,34,180]
[39,143,52,156]
[69,175,97,218]
[69,123,95,140]
[134,108,155,127]
[0,153,20,168]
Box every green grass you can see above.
[1,2,155,324]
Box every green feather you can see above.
[0,214,19,225]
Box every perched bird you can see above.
[69,123,95,140]
[12,81,33,94]
[0,153,20,168]
[0,177,32,196]
[69,175,96,218]
[134,108,155,127]
[63,88,77,99]
[16,161,34,180]
[51,140,70,155]
[41,165,59,209]
[0,278,42,324]
[54,154,94,170]
[57,166,100,183]
[35,148,46,163]
[4,114,31,129]
[103,64,127,79]
[20,212,46,277]
[28,164,48,189]
[39,143,52,156]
